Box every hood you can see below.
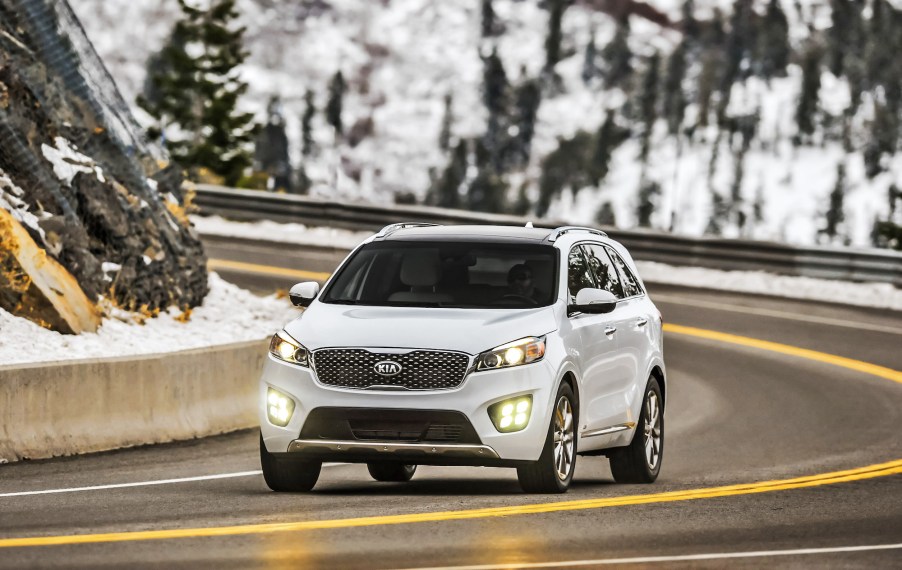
[283,302,560,355]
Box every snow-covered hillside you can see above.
[69,0,901,247]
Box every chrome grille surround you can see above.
[311,348,471,391]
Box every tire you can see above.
[517,383,577,494]
[609,377,663,484]
[367,462,417,482]
[260,434,322,492]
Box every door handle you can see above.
[604,326,617,337]
[636,317,648,327]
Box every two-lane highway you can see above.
[1,236,900,569]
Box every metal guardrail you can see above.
[193,185,902,287]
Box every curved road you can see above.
[1,237,901,568]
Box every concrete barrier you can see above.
[0,339,267,462]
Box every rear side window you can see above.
[585,244,625,299]
[607,248,643,297]
[567,245,597,302]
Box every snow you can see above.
[0,274,295,367]
[0,168,48,242]
[67,0,900,248]
[191,214,371,249]
[40,137,106,185]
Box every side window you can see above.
[567,246,597,302]
[585,244,625,299]
[607,248,643,297]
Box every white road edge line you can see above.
[0,471,263,498]
[402,543,902,570]
[0,463,347,498]
[653,294,902,335]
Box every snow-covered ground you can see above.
[0,274,295,366]
[68,0,900,248]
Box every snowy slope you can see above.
[68,0,899,247]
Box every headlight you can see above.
[475,336,546,371]
[269,330,309,367]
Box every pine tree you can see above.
[602,17,633,88]
[510,75,541,167]
[582,29,599,85]
[544,0,566,73]
[253,95,291,191]
[439,92,453,152]
[326,70,346,136]
[432,140,468,208]
[864,101,899,178]
[706,189,730,235]
[482,48,510,172]
[638,52,661,162]
[820,163,846,242]
[757,0,790,79]
[636,178,661,227]
[481,0,497,38]
[537,132,593,217]
[663,41,688,135]
[589,112,623,186]
[138,0,256,185]
[301,89,315,157]
[596,201,617,226]
[681,0,700,41]
[795,42,823,144]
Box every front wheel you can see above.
[260,434,322,492]
[367,462,417,482]
[609,378,663,484]
[517,383,577,493]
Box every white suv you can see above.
[260,224,665,493]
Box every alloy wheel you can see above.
[553,396,575,480]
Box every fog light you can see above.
[266,387,295,427]
[489,395,532,433]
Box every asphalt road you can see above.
[1,237,901,569]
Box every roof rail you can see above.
[374,222,441,239]
[546,226,608,242]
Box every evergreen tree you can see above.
[681,0,700,41]
[706,190,730,235]
[510,74,541,167]
[724,0,756,85]
[481,0,497,38]
[439,92,453,152]
[602,17,633,87]
[638,52,661,162]
[795,43,823,144]
[326,70,346,136]
[432,140,468,208]
[482,47,510,172]
[663,41,688,135]
[138,0,256,185]
[820,163,846,242]
[864,102,899,178]
[757,0,790,79]
[595,201,617,226]
[636,178,661,228]
[582,29,599,85]
[544,0,566,73]
[512,184,532,216]
[253,95,291,191]
[301,89,315,157]
[589,112,624,186]
[536,132,594,217]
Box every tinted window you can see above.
[607,248,643,297]
[585,244,625,299]
[321,241,558,308]
[567,245,597,302]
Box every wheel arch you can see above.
[649,364,666,408]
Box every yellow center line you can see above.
[664,323,902,385]
[207,258,331,282]
[3,262,899,549]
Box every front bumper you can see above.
[259,355,558,463]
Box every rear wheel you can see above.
[517,383,577,493]
[260,434,321,492]
[367,462,417,482]
[609,378,663,484]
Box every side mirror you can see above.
[568,288,618,314]
[289,282,320,308]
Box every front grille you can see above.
[311,349,470,390]
[300,408,482,444]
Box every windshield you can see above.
[321,241,559,308]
